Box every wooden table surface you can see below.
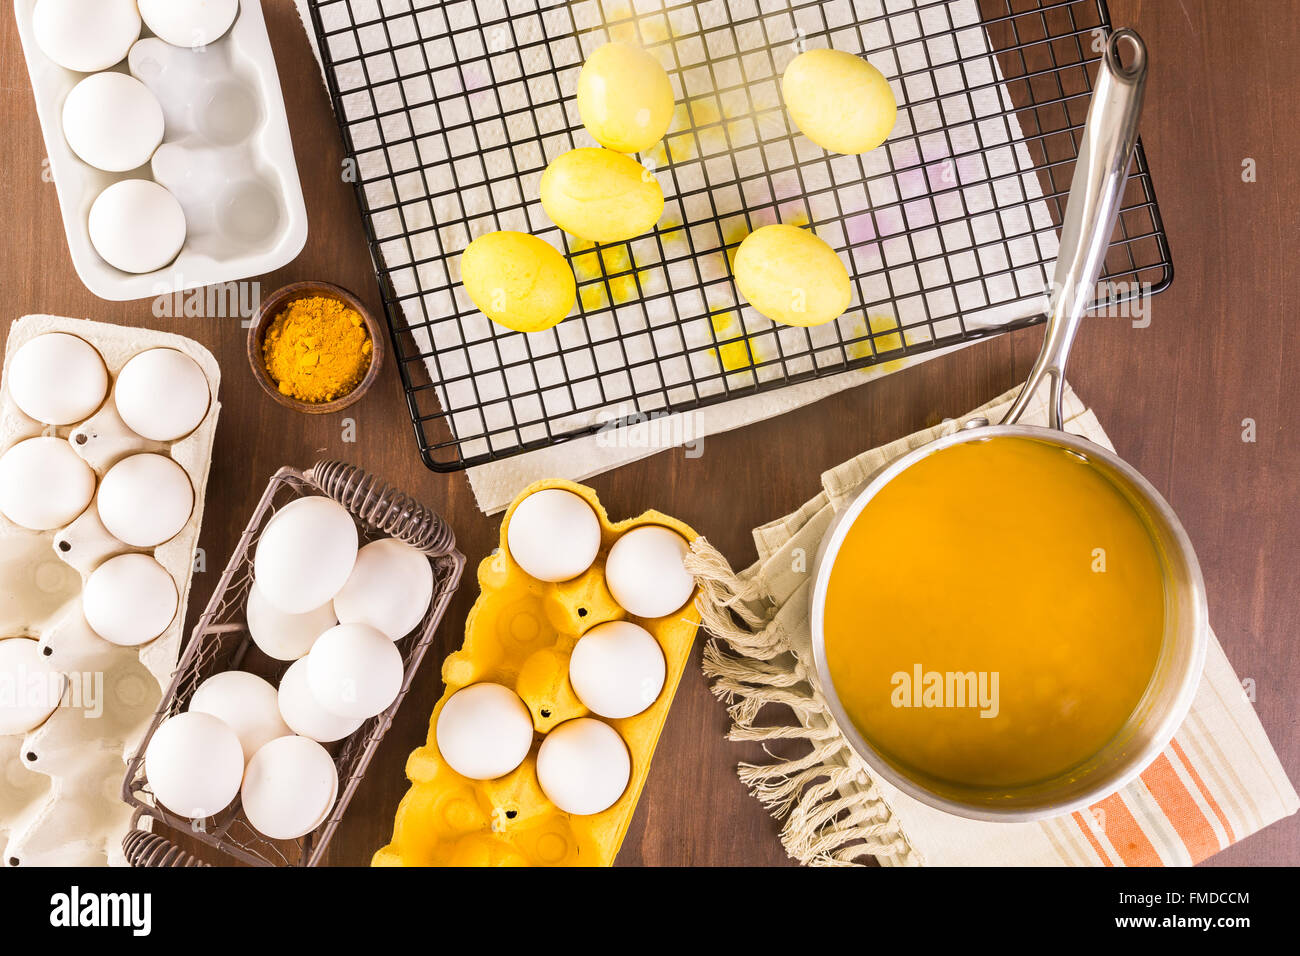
[1,0,1294,867]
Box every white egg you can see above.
[62,72,164,173]
[241,735,337,840]
[140,0,240,49]
[96,453,193,547]
[435,683,534,780]
[189,671,290,765]
[83,553,178,646]
[333,538,433,641]
[506,488,601,582]
[536,717,631,816]
[88,179,186,274]
[568,621,665,719]
[246,582,335,661]
[604,525,695,618]
[305,623,402,720]
[277,657,363,743]
[33,0,141,72]
[145,711,244,819]
[114,348,210,441]
[0,638,66,736]
[0,437,96,531]
[254,497,358,614]
[7,333,108,425]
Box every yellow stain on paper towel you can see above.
[723,223,748,270]
[847,315,916,375]
[658,215,684,248]
[666,99,719,162]
[604,5,670,45]
[649,140,671,168]
[711,310,768,374]
[572,241,641,310]
[662,98,754,164]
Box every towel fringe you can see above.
[691,537,920,868]
[702,642,805,689]
[721,685,818,727]
[694,599,787,661]
[687,539,771,629]
[727,721,839,743]
[740,761,835,817]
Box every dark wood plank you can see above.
[0,0,1293,867]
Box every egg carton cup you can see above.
[374,479,700,867]
[14,0,308,301]
[122,460,465,867]
[0,313,221,867]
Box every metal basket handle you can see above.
[306,460,456,557]
[122,827,209,867]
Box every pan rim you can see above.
[808,423,1209,823]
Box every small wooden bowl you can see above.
[248,281,385,415]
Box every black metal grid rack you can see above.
[306,0,1172,471]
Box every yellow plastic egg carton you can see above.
[374,479,698,867]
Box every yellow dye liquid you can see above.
[823,436,1165,791]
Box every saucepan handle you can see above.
[1001,28,1148,428]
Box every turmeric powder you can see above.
[262,295,373,404]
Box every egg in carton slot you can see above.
[0,314,220,867]
[13,0,308,301]
[375,479,701,867]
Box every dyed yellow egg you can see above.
[460,231,576,333]
[782,49,897,155]
[576,42,675,154]
[539,148,664,244]
[733,224,851,327]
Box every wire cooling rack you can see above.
[307,0,1172,471]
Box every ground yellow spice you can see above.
[262,295,373,403]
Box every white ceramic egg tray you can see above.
[0,314,220,867]
[13,0,308,302]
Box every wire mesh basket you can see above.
[121,461,465,867]
[306,0,1171,471]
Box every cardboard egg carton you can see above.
[374,479,699,867]
[0,314,220,867]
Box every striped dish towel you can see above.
[688,383,1298,865]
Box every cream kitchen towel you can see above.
[687,382,1299,865]
[294,0,1058,513]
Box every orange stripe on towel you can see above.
[1092,793,1163,866]
[1170,738,1236,843]
[1141,753,1221,863]
[1072,810,1112,866]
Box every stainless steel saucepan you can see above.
[809,29,1207,822]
